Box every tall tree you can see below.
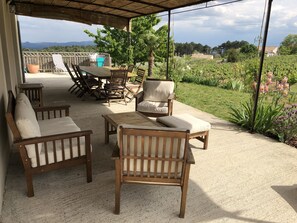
[84,15,171,75]
[279,34,297,55]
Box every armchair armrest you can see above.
[135,91,144,101]
[186,147,195,164]
[168,92,175,100]
[111,144,120,160]
[34,105,70,120]
[14,130,92,146]
[14,130,93,168]
[135,91,144,111]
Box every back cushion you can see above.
[143,80,174,102]
[15,98,41,159]
[16,93,32,107]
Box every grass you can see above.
[175,82,251,121]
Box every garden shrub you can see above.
[272,104,297,143]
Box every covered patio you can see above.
[1,73,297,222]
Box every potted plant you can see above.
[27,57,39,73]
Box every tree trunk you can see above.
[148,50,154,77]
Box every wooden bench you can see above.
[5,90,93,197]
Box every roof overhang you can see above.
[9,0,213,30]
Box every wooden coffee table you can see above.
[102,111,163,144]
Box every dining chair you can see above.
[64,62,82,94]
[125,68,146,102]
[72,65,103,99]
[104,69,128,106]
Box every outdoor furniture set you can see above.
[6,77,211,218]
[65,63,146,106]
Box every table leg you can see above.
[105,119,109,144]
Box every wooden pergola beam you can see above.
[12,2,130,30]
[68,0,145,16]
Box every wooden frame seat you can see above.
[112,124,195,218]
[5,90,93,197]
[135,79,175,117]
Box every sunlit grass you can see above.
[175,82,251,121]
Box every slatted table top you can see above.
[102,111,163,128]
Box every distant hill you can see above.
[22,41,95,49]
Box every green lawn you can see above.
[176,82,251,121]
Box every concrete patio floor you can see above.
[1,73,297,223]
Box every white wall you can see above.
[0,1,22,215]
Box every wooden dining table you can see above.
[79,66,135,79]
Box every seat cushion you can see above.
[137,101,168,114]
[15,97,41,159]
[143,80,174,102]
[157,114,211,133]
[38,117,80,136]
[28,117,86,167]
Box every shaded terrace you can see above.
[1,73,297,222]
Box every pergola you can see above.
[8,0,274,130]
[10,0,212,29]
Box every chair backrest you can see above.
[143,79,174,102]
[64,63,76,81]
[52,54,67,72]
[134,68,146,85]
[110,70,128,86]
[127,64,134,73]
[117,124,189,182]
[73,65,90,90]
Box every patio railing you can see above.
[22,52,111,72]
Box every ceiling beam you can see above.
[128,0,170,10]
[68,0,145,16]
[12,2,130,30]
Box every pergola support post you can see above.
[251,0,273,132]
[166,10,171,80]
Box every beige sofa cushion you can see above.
[157,114,211,133]
[117,124,187,176]
[15,97,41,159]
[28,117,84,167]
[143,80,174,102]
[38,117,80,136]
[137,101,168,114]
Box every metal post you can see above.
[17,20,25,83]
[166,10,171,80]
[251,0,273,132]
[127,19,132,64]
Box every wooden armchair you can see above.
[112,124,195,218]
[135,79,175,117]
[6,91,93,197]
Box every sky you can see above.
[18,0,297,47]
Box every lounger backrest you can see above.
[52,54,67,72]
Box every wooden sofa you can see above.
[6,90,93,197]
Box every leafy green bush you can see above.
[229,94,283,134]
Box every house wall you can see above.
[0,1,22,215]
